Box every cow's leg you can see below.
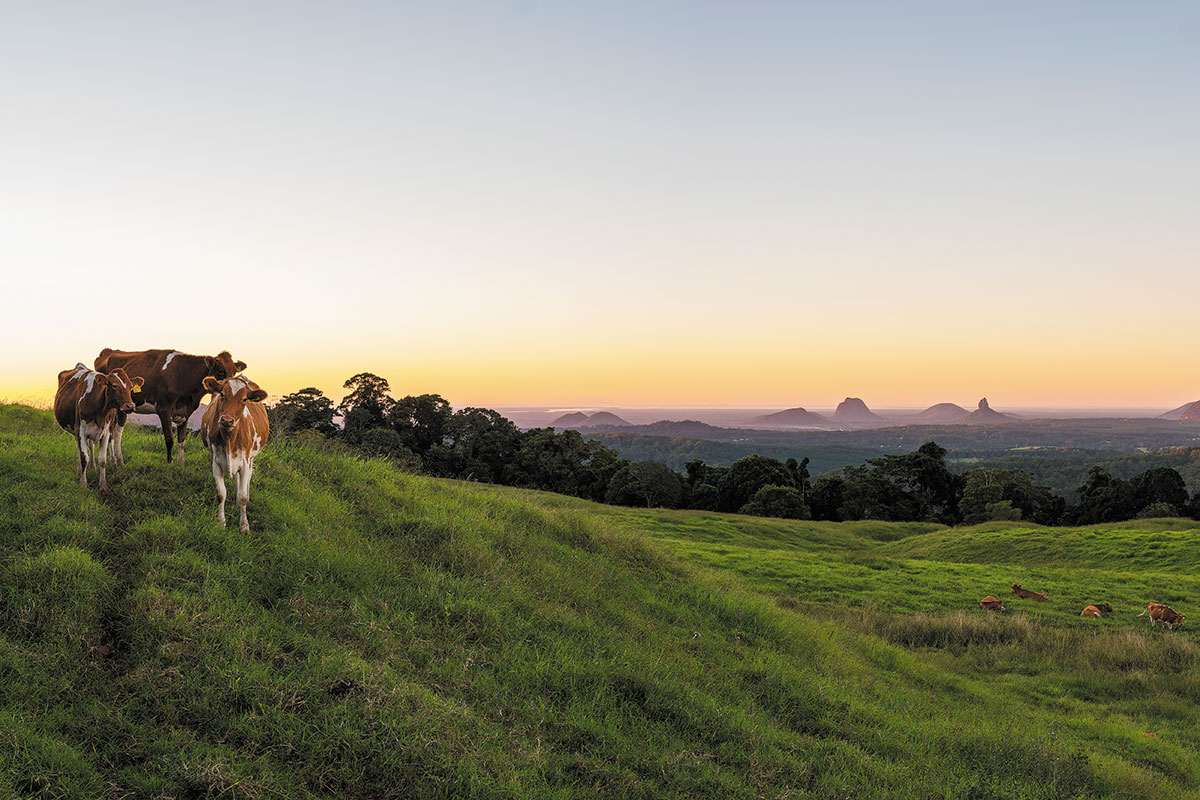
[157,409,175,463]
[85,437,96,488]
[76,428,90,487]
[212,458,227,527]
[97,426,111,492]
[110,420,124,466]
[236,461,253,533]
[174,419,188,465]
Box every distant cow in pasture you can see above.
[1011,584,1048,601]
[1139,603,1186,629]
[53,364,142,491]
[1080,604,1113,618]
[980,596,1006,611]
[94,348,245,465]
[200,375,269,533]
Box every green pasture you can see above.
[0,404,1197,798]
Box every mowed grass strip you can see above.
[0,404,1194,798]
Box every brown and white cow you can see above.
[1139,603,1186,629]
[200,375,269,532]
[980,596,1006,611]
[1011,584,1048,601]
[53,363,142,491]
[1080,604,1113,618]
[94,348,245,465]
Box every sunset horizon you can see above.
[4,3,1197,411]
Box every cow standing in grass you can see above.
[1139,603,1186,629]
[53,364,142,491]
[200,375,269,532]
[94,347,246,465]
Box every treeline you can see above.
[270,375,1200,526]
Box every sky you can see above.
[3,1,1198,409]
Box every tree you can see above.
[605,461,684,508]
[810,475,846,521]
[503,429,625,500]
[740,485,810,519]
[390,394,452,455]
[272,387,337,435]
[960,468,1063,526]
[1071,467,1135,525]
[786,457,812,504]
[1129,468,1188,514]
[687,483,720,511]
[717,455,794,513]
[429,407,520,482]
[338,373,394,443]
[838,442,959,523]
[982,500,1022,521]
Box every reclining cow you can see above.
[94,348,245,465]
[1011,584,1048,601]
[1139,603,1186,629]
[200,375,269,532]
[979,596,1006,611]
[53,364,142,491]
[1080,603,1113,617]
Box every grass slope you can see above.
[1,404,1198,798]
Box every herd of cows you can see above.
[53,347,269,532]
[979,585,1186,629]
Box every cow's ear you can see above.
[132,376,145,389]
[235,360,247,372]
[247,389,268,403]
[202,377,222,393]
[204,356,214,369]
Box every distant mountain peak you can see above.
[912,403,970,423]
[1160,401,1200,421]
[552,411,631,429]
[749,407,830,429]
[961,397,1013,425]
[832,397,882,423]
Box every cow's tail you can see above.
[1137,608,1148,617]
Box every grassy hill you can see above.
[1,403,1198,799]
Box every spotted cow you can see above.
[200,375,269,532]
[94,348,245,465]
[1139,603,1186,629]
[53,364,142,491]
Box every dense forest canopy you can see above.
[268,376,1200,527]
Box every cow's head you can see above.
[105,368,144,414]
[205,351,247,381]
[1011,585,1022,593]
[203,375,267,434]
[1096,603,1113,614]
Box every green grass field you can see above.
[1,403,1197,798]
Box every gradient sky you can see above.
[3,2,1198,409]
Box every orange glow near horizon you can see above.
[7,334,1197,412]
